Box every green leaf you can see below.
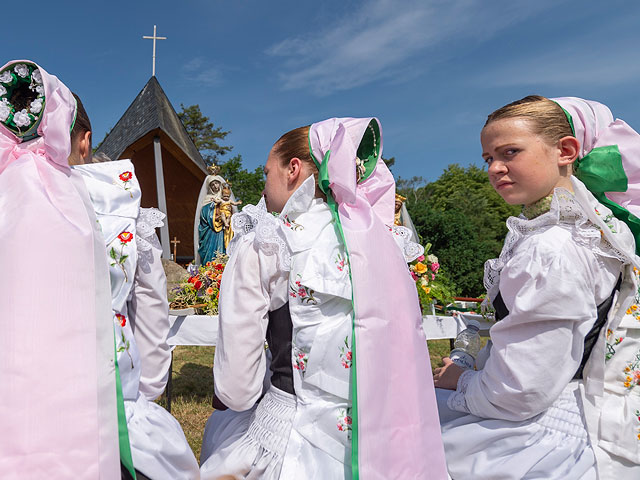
[109,247,117,260]
[119,255,129,264]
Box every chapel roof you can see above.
[95,76,206,171]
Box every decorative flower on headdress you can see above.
[0,61,46,140]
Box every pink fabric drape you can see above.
[0,60,115,478]
[554,97,640,221]
[310,118,447,479]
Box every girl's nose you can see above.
[488,160,507,176]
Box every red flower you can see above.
[118,231,133,243]
[193,280,203,290]
[298,288,307,298]
[116,314,126,327]
[188,276,196,284]
[119,171,133,182]
[345,416,352,425]
[346,351,352,361]
[215,263,225,271]
[338,424,344,431]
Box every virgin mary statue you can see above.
[193,166,239,265]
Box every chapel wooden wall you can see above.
[128,142,203,261]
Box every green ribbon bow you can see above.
[559,105,640,254]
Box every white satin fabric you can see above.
[75,159,200,480]
[201,177,353,479]
[439,177,640,479]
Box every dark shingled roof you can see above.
[96,76,206,170]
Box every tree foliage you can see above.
[178,104,265,205]
[178,104,233,165]
[403,164,520,296]
[218,155,265,206]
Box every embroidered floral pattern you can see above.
[116,330,134,368]
[337,407,353,438]
[635,410,640,441]
[622,350,640,390]
[335,252,348,272]
[114,171,134,198]
[116,313,126,327]
[293,346,309,374]
[289,274,318,305]
[339,336,352,368]
[281,214,304,231]
[110,231,132,282]
[595,207,618,233]
[606,328,623,361]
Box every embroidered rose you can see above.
[13,64,29,78]
[339,336,352,368]
[13,109,31,128]
[0,71,13,84]
[31,69,42,84]
[29,98,43,114]
[118,231,133,243]
[119,171,133,182]
[0,100,10,122]
[116,313,126,327]
[337,408,353,436]
[293,350,308,373]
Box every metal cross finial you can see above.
[143,25,167,77]
[171,236,180,261]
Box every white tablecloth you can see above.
[167,313,490,347]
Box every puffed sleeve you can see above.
[448,227,620,421]
[213,235,279,411]
[128,213,172,401]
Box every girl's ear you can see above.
[287,157,302,184]
[557,136,580,167]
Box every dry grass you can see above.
[160,340,457,462]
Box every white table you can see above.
[167,313,491,347]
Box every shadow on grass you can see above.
[171,362,214,400]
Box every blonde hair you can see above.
[484,95,574,146]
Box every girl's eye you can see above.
[484,156,493,165]
[504,148,518,156]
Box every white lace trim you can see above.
[446,369,476,413]
[230,198,292,271]
[484,187,632,299]
[388,224,424,262]
[136,208,165,253]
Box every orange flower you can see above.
[421,285,431,295]
[206,287,214,295]
[414,262,428,274]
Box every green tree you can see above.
[178,104,232,165]
[218,155,265,206]
[404,164,520,296]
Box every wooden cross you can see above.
[171,236,180,261]
[143,25,167,77]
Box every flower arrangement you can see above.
[169,253,228,315]
[409,243,454,312]
[0,62,45,140]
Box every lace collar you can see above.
[484,177,638,299]
[522,195,554,220]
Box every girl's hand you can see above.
[433,357,465,390]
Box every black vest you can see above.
[266,302,295,394]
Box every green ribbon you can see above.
[114,331,136,479]
[555,103,640,255]
[574,145,640,255]
[309,142,360,480]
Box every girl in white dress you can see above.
[200,119,447,479]
[434,96,640,479]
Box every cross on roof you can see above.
[143,25,167,77]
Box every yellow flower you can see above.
[422,286,431,295]
[627,308,633,315]
[637,433,640,440]
[414,262,428,274]
[624,381,631,388]
[625,366,631,373]
[626,375,632,382]
[632,305,638,311]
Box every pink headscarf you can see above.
[309,118,447,479]
[554,97,640,252]
[0,60,119,478]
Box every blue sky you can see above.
[5,0,640,182]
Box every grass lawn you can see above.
[163,340,453,462]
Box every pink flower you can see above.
[634,370,640,382]
[346,351,352,360]
[430,262,440,272]
[342,361,349,368]
[295,280,301,286]
[298,288,307,298]
[417,255,425,262]
[410,271,418,281]
[345,416,352,425]
[431,273,435,280]
[289,292,297,298]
